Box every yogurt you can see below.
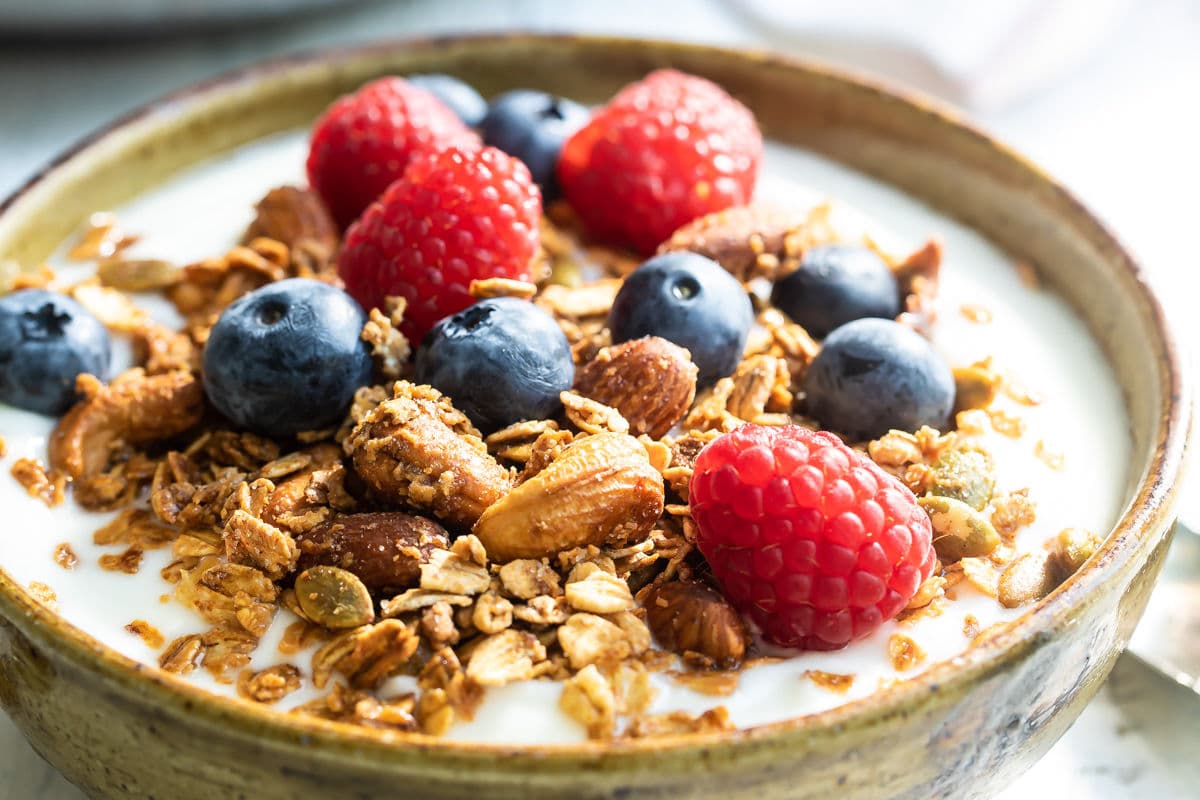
[0,131,1131,743]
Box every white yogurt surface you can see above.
[0,131,1131,743]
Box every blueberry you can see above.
[407,74,487,127]
[608,253,753,387]
[480,90,589,200]
[803,318,954,441]
[203,278,372,437]
[770,245,900,339]
[415,297,574,433]
[0,290,111,415]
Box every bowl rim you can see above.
[0,32,1190,765]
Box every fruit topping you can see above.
[689,423,936,650]
[414,296,575,433]
[338,146,542,341]
[0,289,112,415]
[202,278,372,436]
[558,69,762,254]
[803,318,955,441]
[608,252,753,387]
[770,244,900,338]
[406,73,488,127]
[306,76,479,228]
[481,90,590,201]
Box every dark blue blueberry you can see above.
[770,244,900,339]
[407,73,487,127]
[803,318,954,441]
[415,297,574,433]
[0,289,110,415]
[203,278,372,437]
[480,90,589,200]
[608,252,753,387]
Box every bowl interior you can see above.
[0,35,1186,764]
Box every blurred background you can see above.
[0,1,1197,798]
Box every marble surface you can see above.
[1,1,1198,797]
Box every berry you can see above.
[306,76,479,228]
[558,69,762,254]
[690,423,936,650]
[338,146,542,342]
[804,318,955,441]
[0,290,110,415]
[406,74,487,127]
[203,278,372,437]
[481,90,590,201]
[771,244,900,338]
[608,252,753,387]
[414,297,573,433]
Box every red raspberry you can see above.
[337,146,542,342]
[306,77,480,229]
[557,69,762,255]
[690,424,936,651]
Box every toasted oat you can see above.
[381,588,473,617]
[959,304,993,324]
[99,546,144,574]
[415,647,484,734]
[988,408,1026,438]
[535,278,622,320]
[361,299,412,380]
[421,601,461,647]
[238,664,302,704]
[804,670,855,693]
[668,670,740,696]
[1034,440,1065,471]
[53,543,78,570]
[558,613,633,670]
[312,619,420,690]
[623,707,734,738]
[726,354,792,422]
[956,557,1000,598]
[887,633,926,672]
[512,595,570,626]
[469,277,538,300]
[560,390,630,435]
[277,619,330,655]
[124,619,165,649]
[472,592,514,635]
[296,683,417,731]
[97,258,179,292]
[564,569,635,614]
[10,458,66,507]
[159,634,204,674]
[485,419,561,463]
[70,281,149,332]
[990,489,1037,541]
[69,213,136,262]
[560,664,617,739]
[497,559,562,599]
[465,629,547,687]
[420,548,491,596]
[26,581,57,609]
[223,510,298,580]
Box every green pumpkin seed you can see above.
[919,494,1001,562]
[997,551,1061,608]
[294,566,375,629]
[1049,527,1101,575]
[929,447,995,510]
[953,365,1000,412]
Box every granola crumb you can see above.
[991,489,1037,541]
[623,706,734,738]
[987,408,1026,439]
[803,670,855,693]
[667,670,740,696]
[53,543,79,570]
[99,545,144,574]
[238,664,302,704]
[125,619,165,649]
[10,458,66,507]
[0,435,6,458]
[1034,440,1065,471]
[962,614,981,640]
[887,633,926,672]
[959,304,993,324]
[27,581,57,609]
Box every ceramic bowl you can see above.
[0,35,1188,800]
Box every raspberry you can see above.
[306,77,480,229]
[337,146,542,342]
[690,424,936,651]
[557,69,762,255]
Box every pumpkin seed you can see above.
[953,365,1000,412]
[919,494,1001,562]
[294,566,375,629]
[929,447,995,510]
[1049,527,1101,575]
[997,551,1062,608]
[97,258,179,292]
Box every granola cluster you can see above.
[7,186,1098,742]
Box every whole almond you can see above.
[294,511,449,594]
[643,580,748,668]
[658,204,812,282]
[574,337,698,439]
[473,432,665,562]
[242,185,338,253]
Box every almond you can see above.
[658,204,824,282]
[294,511,449,594]
[242,185,338,254]
[473,432,665,562]
[573,337,697,439]
[49,369,203,481]
[643,580,748,668]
